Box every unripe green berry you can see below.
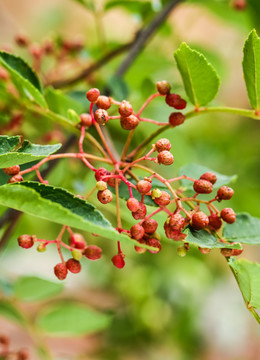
[37,243,46,252]
[151,188,162,199]
[72,249,83,261]
[96,181,107,191]
[177,245,187,257]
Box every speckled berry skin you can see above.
[142,218,158,234]
[85,245,102,260]
[8,174,23,183]
[66,258,81,273]
[155,138,171,152]
[169,112,185,127]
[154,191,171,206]
[97,189,113,204]
[147,238,161,253]
[120,115,139,130]
[217,186,234,200]
[193,179,213,194]
[130,224,145,240]
[95,167,110,181]
[200,172,217,185]
[221,208,236,224]
[18,235,34,249]
[127,198,140,212]
[157,150,174,165]
[136,180,152,195]
[168,213,185,231]
[208,214,222,230]
[119,100,133,117]
[132,203,147,220]
[156,80,171,95]
[112,254,125,268]
[86,88,100,102]
[80,113,92,127]
[54,263,68,280]
[192,211,209,230]
[3,165,20,175]
[96,95,111,110]
[94,109,109,125]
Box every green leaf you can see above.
[36,302,111,336]
[229,258,260,309]
[242,29,260,110]
[0,135,61,168]
[0,51,47,108]
[183,227,243,249]
[223,213,260,245]
[14,276,64,302]
[174,42,220,106]
[0,181,136,245]
[0,299,26,325]
[179,163,237,190]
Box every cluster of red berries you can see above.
[3,165,23,183]
[0,334,29,360]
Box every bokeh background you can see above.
[0,0,259,359]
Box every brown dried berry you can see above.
[169,112,185,127]
[66,258,81,273]
[120,115,139,130]
[221,208,236,224]
[3,165,20,175]
[119,100,133,117]
[193,179,213,194]
[112,254,125,269]
[154,191,171,206]
[127,198,140,212]
[208,214,222,230]
[94,109,109,125]
[96,95,111,110]
[156,80,171,95]
[8,174,23,183]
[18,235,35,249]
[200,172,217,185]
[136,180,152,195]
[85,245,102,260]
[155,138,171,152]
[86,88,100,102]
[130,224,145,240]
[54,263,68,280]
[132,202,147,220]
[97,189,113,204]
[168,213,185,231]
[192,211,209,230]
[142,218,158,234]
[80,113,92,127]
[157,150,174,165]
[217,186,234,200]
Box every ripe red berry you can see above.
[136,180,152,195]
[85,245,102,260]
[79,113,92,127]
[193,179,213,194]
[94,109,109,125]
[8,174,23,183]
[232,0,247,10]
[69,233,86,249]
[86,88,100,102]
[221,208,236,224]
[146,238,161,254]
[200,172,217,185]
[95,167,110,181]
[17,235,34,249]
[157,150,174,165]
[120,115,139,130]
[208,214,222,230]
[127,198,140,212]
[192,211,209,230]
[97,189,113,204]
[156,80,171,95]
[230,245,243,256]
[119,100,133,117]
[54,263,68,280]
[155,138,171,152]
[217,186,234,200]
[168,213,185,231]
[142,218,158,234]
[96,95,111,110]
[169,112,185,127]
[66,258,81,273]
[3,165,20,175]
[132,202,147,220]
[130,224,145,240]
[154,191,171,206]
[165,94,186,109]
[112,254,125,269]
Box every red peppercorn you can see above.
[221,208,236,224]
[169,112,185,127]
[200,172,217,185]
[54,263,68,280]
[85,245,102,260]
[111,254,125,269]
[192,211,209,230]
[193,179,213,194]
[86,88,100,102]
[155,138,171,152]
